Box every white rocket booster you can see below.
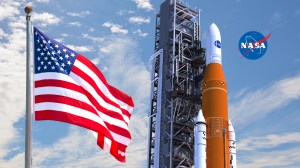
[229,120,237,168]
[194,109,206,168]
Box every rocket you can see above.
[194,109,207,168]
[202,23,229,168]
[229,120,237,168]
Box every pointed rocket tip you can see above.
[196,109,206,124]
[228,120,235,132]
[206,23,222,65]
[208,23,220,37]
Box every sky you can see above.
[0,0,300,167]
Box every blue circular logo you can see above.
[238,31,270,60]
[214,40,221,48]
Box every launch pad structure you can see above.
[147,0,206,167]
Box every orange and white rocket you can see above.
[202,23,230,168]
[229,120,237,168]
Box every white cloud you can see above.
[129,16,150,24]
[102,22,128,34]
[66,11,90,18]
[132,0,153,11]
[68,22,81,27]
[230,74,300,128]
[82,33,105,43]
[0,1,20,21]
[133,29,148,37]
[88,27,95,32]
[0,28,6,39]
[66,45,93,52]
[239,147,300,168]
[0,3,26,163]
[36,0,50,3]
[61,33,69,37]
[239,132,300,151]
[32,12,61,27]
[268,11,282,28]
[116,10,135,16]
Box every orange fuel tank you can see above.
[202,23,229,168]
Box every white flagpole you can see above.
[25,6,33,168]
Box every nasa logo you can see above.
[238,31,271,60]
[214,40,221,48]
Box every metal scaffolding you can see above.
[147,0,206,167]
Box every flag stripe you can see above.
[35,102,130,145]
[35,110,113,140]
[71,65,131,121]
[69,71,124,115]
[76,55,134,107]
[36,73,130,124]
[35,80,129,125]
[35,95,131,138]
[35,87,131,138]
[97,134,126,163]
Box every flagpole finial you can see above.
[24,6,32,15]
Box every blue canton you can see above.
[34,27,78,75]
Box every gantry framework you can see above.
[147,0,206,167]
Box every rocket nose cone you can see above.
[228,120,235,132]
[206,23,222,65]
[208,23,220,35]
[196,109,206,124]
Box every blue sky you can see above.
[0,0,300,167]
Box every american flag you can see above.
[34,27,134,162]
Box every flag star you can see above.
[55,44,59,48]
[48,61,52,65]
[57,50,61,54]
[51,51,55,55]
[71,53,75,57]
[65,54,69,59]
[37,57,41,61]
[37,66,41,71]
[67,61,71,65]
[44,65,47,70]
[60,67,64,71]
[37,48,41,52]
[37,39,40,43]
[61,63,65,67]
[51,57,55,60]
[41,61,44,65]
[59,56,63,60]
[35,32,38,35]
[43,40,46,44]
[47,52,51,55]
[55,62,59,66]
[40,44,43,47]
[48,40,51,44]
[41,52,45,56]
[43,47,46,51]
[63,48,67,52]
[50,46,53,49]
[51,66,55,70]
[44,57,48,60]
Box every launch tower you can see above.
[147,0,206,167]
